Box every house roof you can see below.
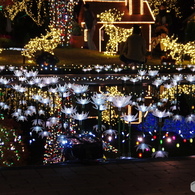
[183,12,195,23]
[87,1,155,24]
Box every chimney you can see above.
[129,0,144,15]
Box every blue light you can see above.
[62,140,67,145]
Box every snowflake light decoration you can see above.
[152,150,168,158]
[103,129,117,136]
[112,95,132,110]
[71,112,89,121]
[135,143,151,152]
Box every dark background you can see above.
[0,0,194,47]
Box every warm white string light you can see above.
[4,0,47,26]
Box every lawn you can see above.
[0,47,161,67]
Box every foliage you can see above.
[4,0,47,26]
[147,0,181,18]
[137,112,158,133]
[35,52,59,65]
[0,35,12,48]
[138,112,195,139]
[185,21,195,42]
[71,21,83,36]
[162,117,195,139]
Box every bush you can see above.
[71,21,83,36]
[35,52,59,66]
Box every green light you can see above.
[0,114,4,120]
[160,139,163,144]
[162,147,165,151]
[176,143,180,148]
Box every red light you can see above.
[153,135,157,139]
[183,139,187,143]
[138,153,142,158]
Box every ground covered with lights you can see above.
[0,48,195,167]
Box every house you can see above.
[79,0,155,52]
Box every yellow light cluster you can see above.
[21,26,61,58]
[160,35,195,64]
[4,0,46,26]
[102,86,123,124]
[104,24,133,55]
[147,0,181,18]
[98,8,133,55]
[161,84,195,100]
[26,88,62,114]
[97,8,124,23]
